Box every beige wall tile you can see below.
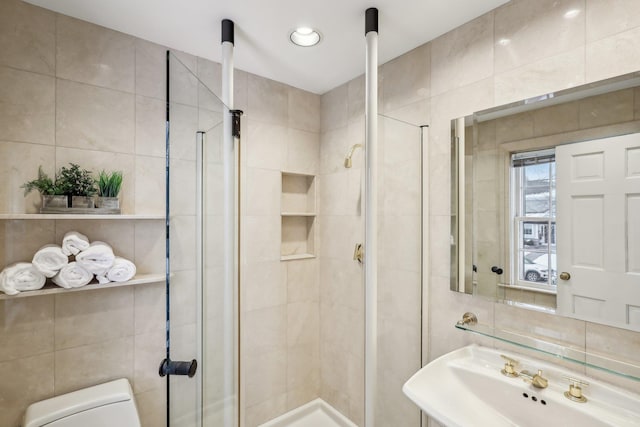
[287,258,319,303]
[134,282,165,334]
[134,328,165,393]
[494,0,585,74]
[321,82,348,132]
[135,156,165,215]
[347,75,365,124]
[243,261,286,311]
[245,393,287,427]
[169,159,196,215]
[56,15,135,92]
[169,270,197,327]
[136,96,166,158]
[0,142,55,214]
[244,305,287,354]
[169,216,196,271]
[135,39,166,100]
[286,129,320,175]
[495,47,585,105]
[586,27,640,83]
[134,220,165,273]
[319,258,362,311]
[0,219,55,266]
[168,51,198,107]
[382,43,431,112]
[586,0,640,42]
[318,215,362,261]
[54,336,134,395]
[431,13,494,96]
[245,168,280,216]
[0,0,55,75]
[289,87,321,133]
[169,369,198,427]
[136,386,167,427]
[287,342,320,392]
[56,79,135,153]
[168,103,198,161]
[248,74,288,126]
[578,88,635,129]
[0,67,55,145]
[381,118,422,216]
[532,102,580,136]
[243,215,281,263]
[54,287,134,350]
[376,369,421,427]
[246,120,287,170]
[197,57,222,102]
[287,301,319,346]
[318,170,361,216]
[379,268,421,327]
[379,214,421,273]
[0,352,54,427]
[244,349,287,407]
[320,127,351,176]
[0,296,54,362]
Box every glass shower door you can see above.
[166,51,238,427]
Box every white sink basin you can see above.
[403,345,640,427]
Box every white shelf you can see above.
[281,212,316,217]
[281,254,316,261]
[0,214,164,220]
[0,273,165,300]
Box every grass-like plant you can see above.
[21,166,64,196]
[97,170,123,198]
[57,163,97,196]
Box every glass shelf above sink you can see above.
[455,322,640,383]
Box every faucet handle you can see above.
[500,355,519,377]
[563,376,589,403]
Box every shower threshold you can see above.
[258,399,357,427]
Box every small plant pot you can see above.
[42,195,68,208]
[71,196,95,209]
[95,196,120,209]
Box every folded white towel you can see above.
[61,231,90,256]
[105,257,137,283]
[52,262,93,289]
[76,241,115,282]
[0,262,46,295]
[32,244,69,278]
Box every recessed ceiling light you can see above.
[290,27,321,47]
[498,38,511,46]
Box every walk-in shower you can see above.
[162,10,426,427]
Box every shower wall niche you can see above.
[281,172,317,260]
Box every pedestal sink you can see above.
[403,345,640,427]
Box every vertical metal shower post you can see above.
[221,18,236,427]
[364,7,378,427]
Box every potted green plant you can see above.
[96,170,123,209]
[56,163,97,208]
[21,166,68,208]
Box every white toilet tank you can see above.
[23,378,141,427]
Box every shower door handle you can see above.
[159,358,198,377]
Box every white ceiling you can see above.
[26,0,509,94]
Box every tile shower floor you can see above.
[259,399,356,427]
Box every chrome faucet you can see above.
[519,369,549,389]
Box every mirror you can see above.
[451,71,640,332]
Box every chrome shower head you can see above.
[344,144,363,168]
